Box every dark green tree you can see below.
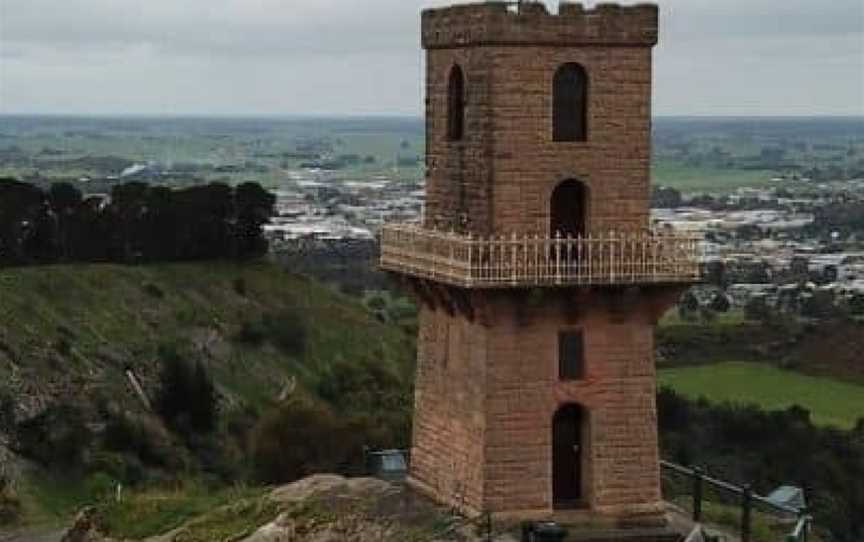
[234,182,276,259]
[678,290,700,322]
[109,182,150,261]
[155,348,218,435]
[0,180,45,264]
[47,182,83,260]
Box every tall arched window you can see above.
[550,179,588,237]
[553,63,588,142]
[447,65,465,141]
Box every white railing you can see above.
[379,224,701,288]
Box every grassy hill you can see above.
[0,261,415,526]
[0,260,413,407]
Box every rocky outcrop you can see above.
[60,508,114,542]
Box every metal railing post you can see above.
[741,484,753,542]
[800,507,809,542]
[692,466,704,523]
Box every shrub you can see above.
[232,277,247,297]
[234,309,307,356]
[84,471,118,501]
[14,403,92,471]
[91,452,145,486]
[103,411,178,470]
[0,476,21,526]
[250,398,363,484]
[262,309,307,357]
[0,391,14,433]
[155,347,218,435]
[142,282,165,299]
[54,336,73,356]
[365,294,388,313]
[235,320,266,347]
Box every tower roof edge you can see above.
[422,2,658,49]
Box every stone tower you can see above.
[380,1,699,526]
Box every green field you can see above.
[651,159,777,194]
[659,362,864,429]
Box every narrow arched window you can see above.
[553,63,588,142]
[447,65,465,141]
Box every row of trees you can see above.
[0,179,276,266]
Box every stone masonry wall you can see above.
[482,292,663,519]
[423,2,656,236]
[409,305,488,512]
[409,290,666,520]
[424,48,495,234]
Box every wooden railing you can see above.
[379,224,701,288]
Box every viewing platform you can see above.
[380,224,701,289]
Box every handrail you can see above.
[661,460,813,542]
[683,524,704,542]
[660,460,801,516]
[786,515,813,542]
[379,224,701,288]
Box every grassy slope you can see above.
[659,361,864,429]
[0,261,413,409]
[0,261,414,526]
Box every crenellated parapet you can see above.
[421,2,658,49]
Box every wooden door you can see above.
[553,404,583,508]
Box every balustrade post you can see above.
[511,231,518,284]
[609,230,616,283]
[555,231,562,284]
[467,232,474,284]
[741,484,753,542]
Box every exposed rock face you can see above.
[243,475,402,542]
[241,475,515,542]
[268,474,392,505]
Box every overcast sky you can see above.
[1,0,862,117]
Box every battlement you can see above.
[421,2,658,49]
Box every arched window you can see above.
[550,179,588,237]
[553,63,588,142]
[447,65,465,141]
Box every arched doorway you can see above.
[550,180,587,237]
[552,403,586,509]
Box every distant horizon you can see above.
[2,112,863,121]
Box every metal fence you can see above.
[379,224,701,289]
[661,460,813,542]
